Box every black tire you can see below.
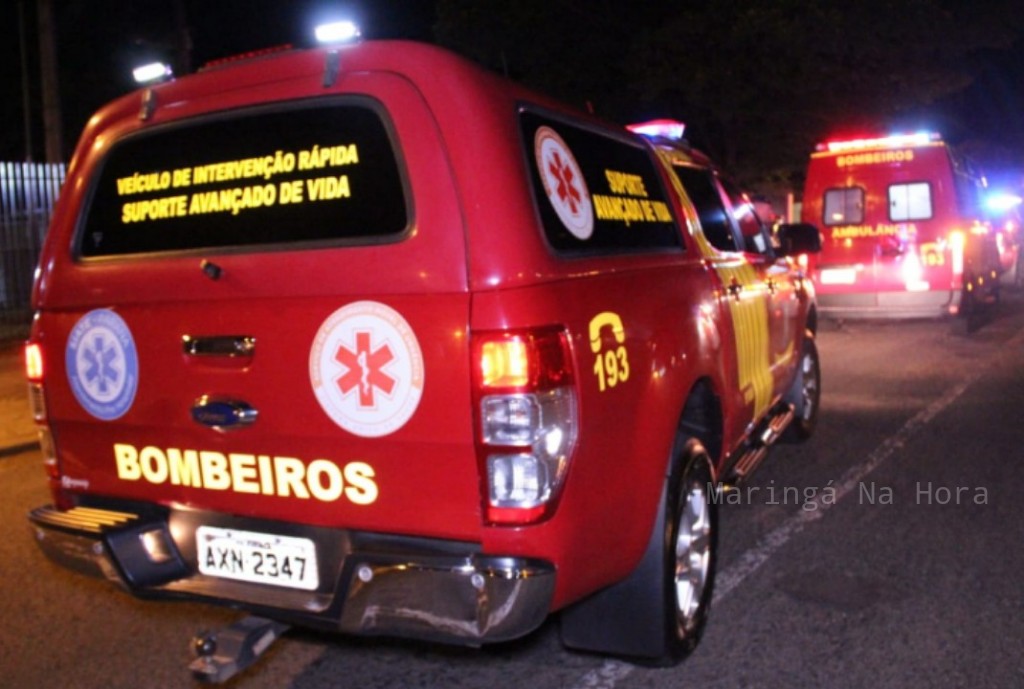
[660,441,718,664]
[560,437,718,666]
[782,335,820,442]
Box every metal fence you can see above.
[1,162,65,342]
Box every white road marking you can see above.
[568,324,1024,689]
[711,376,972,604]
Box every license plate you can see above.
[196,526,318,591]
[820,267,857,285]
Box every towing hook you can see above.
[188,616,291,684]
[192,631,217,658]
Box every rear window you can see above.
[520,110,681,255]
[79,100,408,257]
[823,187,864,226]
[889,182,932,221]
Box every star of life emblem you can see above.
[66,309,139,420]
[310,301,424,438]
[535,125,594,240]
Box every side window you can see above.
[720,178,772,255]
[823,187,864,225]
[889,182,932,221]
[520,110,681,256]
[672,165,737,252]
[80,99,408,257]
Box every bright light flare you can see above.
[628,119,687,140]
[24,343,43,381]
[820,131,939,153]
[984,191,1023,213]
[132,62,173,85]
[314,20,361,45]
[480,338,530,388]
[949,230,965,277]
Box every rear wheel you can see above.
[666,443,717,659]
[559,437,718,666]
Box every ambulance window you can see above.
[889,182,932,221]
[520,110,681,255]
[672,165,737,252]
[823,187,864,226]
[79,101,408,257]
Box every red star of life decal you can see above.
[548,151,583,214]
[334,331,396,407]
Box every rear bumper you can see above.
[28,502,555,646]
[816,289,961,319]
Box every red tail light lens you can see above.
[472,327,577,525]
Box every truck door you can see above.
[719,179,799,395]
[670,164,775,428]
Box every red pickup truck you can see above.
[24,37,821,672]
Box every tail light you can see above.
[24,340,60,487]
[472,327,578,525]
[949,230,965,284]
[24,342,46,422]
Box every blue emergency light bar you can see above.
[627,119,687,141]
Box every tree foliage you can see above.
[434,0,1020,192]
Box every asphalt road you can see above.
[3,294,1024,689]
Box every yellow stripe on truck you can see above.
[715,263,773,419]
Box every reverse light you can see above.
[473,328,577,525]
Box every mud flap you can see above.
[559,483,671,660]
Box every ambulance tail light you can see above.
[473,327,578,525]
[949,230,966,282]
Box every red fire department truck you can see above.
[23,33,821,679]
[801,131,1002,318]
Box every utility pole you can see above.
[18,0,34,161]
[36,0,63,163]
[172,0,193,75]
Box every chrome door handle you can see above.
[182,335,256,358]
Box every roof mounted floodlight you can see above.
[132,62,174,85]
[314,20,361,45]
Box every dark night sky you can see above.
[3,1,1024,189]
[0,0,437,162]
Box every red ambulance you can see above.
[801,131,1002,318]
[23,35,821,676]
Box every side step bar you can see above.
[724,403,795,486]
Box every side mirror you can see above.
[776,223,822,256]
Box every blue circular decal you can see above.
[66,309,139,420]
